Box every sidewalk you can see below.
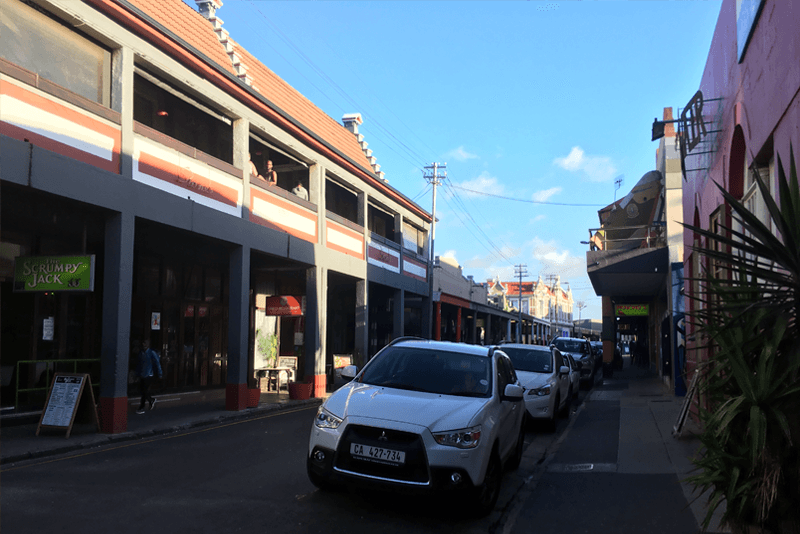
[506,358,728,534]
[0,388,324,466]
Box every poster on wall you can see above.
[151,312,161,331]
[264,296,305,316]
[13,255,96,292]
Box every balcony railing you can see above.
[585,222,666,251]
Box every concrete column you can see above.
[602,295,615,378]
[455,307,462,342]
[434,302,442,341]
[485,314,492,345]
[310,165,325,245]
[358,191,368,229]
[506,320,512,342]
[226,245,250,410]
[470,311,477,344]
[355,280,368,367]
[305,266,327,396]
[393,288,404,340]
[98,211,135,433]
[111,47,134,180]
[394,213,403,246]
[232,118,250,218]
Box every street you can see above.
[2,369,701,534]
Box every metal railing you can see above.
[14,358,101,410]
[586,223,666,251]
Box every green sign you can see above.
[13,255,95,292]
[616,304,649,316]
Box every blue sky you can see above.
[197,0,722,321]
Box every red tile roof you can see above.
[120,0,377,185]
[127,0,237,77]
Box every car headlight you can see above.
[314,406,342,429]
[528,384,551,396]
[433,425,482,449]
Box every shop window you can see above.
[0,0,111,106]
[137,255,161,297]
[183,265,203,301]
[163,263,178,298]
[368,204,395,241]
[204,268,221,303]
[134,70,233,164]
[325,178,359,225]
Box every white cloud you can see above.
[529,214,546,223]
[446,146,478,161]
[553,146,617,183]
[532,187,562,202]
[457,171,504,197]
[441,250,459,263]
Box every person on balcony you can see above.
[292,179,308,200]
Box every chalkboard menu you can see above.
[37,373,99,438]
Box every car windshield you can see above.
[359,347,492,397]
[500,347,552,374]
[553,339,585,353]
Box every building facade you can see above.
[0,0,432,431]
[680,0,800,391]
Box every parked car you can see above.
[562,353,581,399]
[551,336,597,385]
[496,343,571,430]
[306,338,526,516]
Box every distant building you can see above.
[486,275,574,344]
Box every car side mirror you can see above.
[502,383,524,401]
[559,366,570,375]
[341,365,358,379]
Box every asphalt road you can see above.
[1,385,593,534]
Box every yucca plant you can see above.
[683,146,800,534]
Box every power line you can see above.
[448,184,606,206]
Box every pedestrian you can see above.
[136,339,162,414]
[292,179,308,200]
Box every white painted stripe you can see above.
[253,196,316,237]
[404,259,426,278]
[0,94,115,160]
[133,139,242,217]
[328,225,363,254]
[367,242,400,272]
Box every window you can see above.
[134,70,232,164]
[325,178,358,225]
[402,222,426,255]
[368,204,395,241]
[1,0,111,105]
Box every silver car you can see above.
[497,344,571,430]
[552,337,596,385]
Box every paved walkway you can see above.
[506,360,729,534]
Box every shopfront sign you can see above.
[264,296,305,316]
[616,304,649,316]
[13,255,95,292]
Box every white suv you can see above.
[306,338,526,515]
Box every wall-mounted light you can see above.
[157,110,169,117]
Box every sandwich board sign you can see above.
[36,373,100,438]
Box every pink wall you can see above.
[683,0,800,250]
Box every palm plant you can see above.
[683,147,800,534]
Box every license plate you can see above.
[350,442,406,465]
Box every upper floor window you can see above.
[1,0,111,105]
[249,133,309,197]
[402,222,426,255]
[368,204,395,241]
[326,178,358,225]
[134,69,232,164]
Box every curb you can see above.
[0,398,322,466]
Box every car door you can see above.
[495,354,521,459]
[552,350,570,408]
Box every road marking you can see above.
[546,462,617,473]
[0,405,317,473]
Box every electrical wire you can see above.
[449,184,607,206]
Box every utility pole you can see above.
[424,163,446,339]
[514,264,528,342]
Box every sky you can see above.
[193,0,722,321]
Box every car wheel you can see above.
[306,457,331,491]
[507,425,525,471]
[471,451,502,516]
[548,395,559,431]
[572,384,579,399]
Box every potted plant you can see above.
[256,330,278,369]
[683,147,800,534]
